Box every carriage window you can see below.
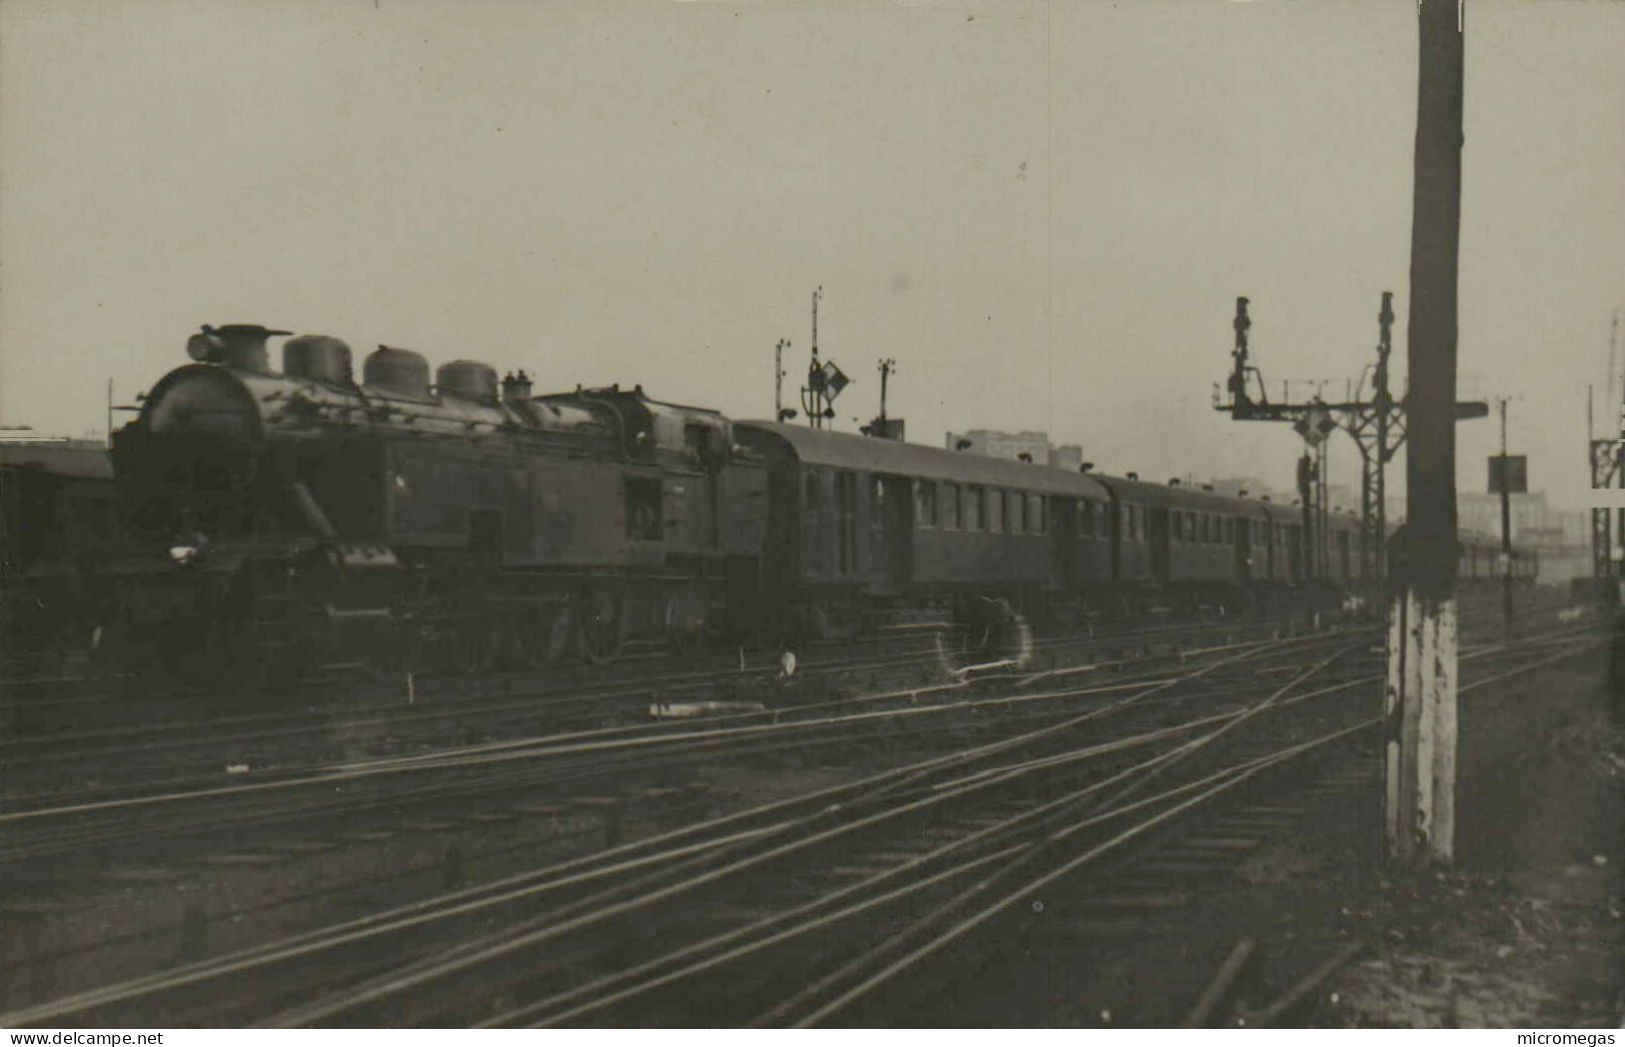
[804,470,820,509]
[1027,494,1045,534]
[914,479,936,527]
[1077,501,1091,538]
[963,485,983,532]
[941,482,960,530]
[1007,490,1023,533]
[626,478,663,540]
[988,488,1005,532]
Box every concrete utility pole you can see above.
[1592,313,1624,591]
[1497,398,1514,643]
[1386,0,1465,867]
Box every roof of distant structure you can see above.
[0,440,112,479]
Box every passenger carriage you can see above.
[732,422,1112,634]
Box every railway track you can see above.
[0,610,1324,804]
[0,628,1349,1019]
[0,603,1597,1027]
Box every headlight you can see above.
[168,545,199,565]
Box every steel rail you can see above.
[765,630,1606,1026]
[1,636,1289,1027]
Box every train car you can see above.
[733,421,1112,634]
[1090,476,1256,614]
[0,441,119,669]
[1257,501,1305,587]
[1326,510,1363,587]
[108,324,768,682]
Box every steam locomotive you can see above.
[81,324,1535,684]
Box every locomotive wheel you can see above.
[576,590,625,665]
[663,586,708,657]
[512,607,573,668]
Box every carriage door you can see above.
[1107,498,1123,581]
[1235,515,1252,582]
[1050,497,1076,588]
[1148,507,1171,587]
[870,475,912,591]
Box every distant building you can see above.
[0,437,110,478]
[1457,489,1583,543]
[945,429,1084,471]
[1325,483,1359,514]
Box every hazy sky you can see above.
[2,0,1621,510]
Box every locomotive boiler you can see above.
[107,324,768,682]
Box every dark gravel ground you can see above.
[1327,637,1623,1028]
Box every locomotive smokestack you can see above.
[502,369,533,401]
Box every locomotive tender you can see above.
[94,323,1535,682]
